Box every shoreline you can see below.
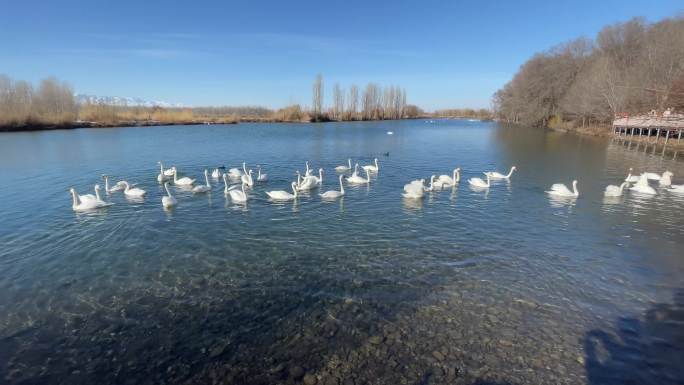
[548,124,684,151]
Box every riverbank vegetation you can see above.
[0,73,427,131]
[493,15,684,132]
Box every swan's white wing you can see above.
[550,183,572,194]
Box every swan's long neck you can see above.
[71,189,80,207]
[103,176,110,192]
[95,186,102,201]
[506,167,515,178]
[173,169,178,183]
[296,171,301,186]
[347,159,351,168]
[159,163,164,175]
[164,183,173,197]
[292,183,298,197]
[242,162,247,174]
[429,175,435,189]
[257,168,262,179]
[485,175,490,187]
[223,175,229,194]
[573,181,579,196]
[339,175,344,193]
[205,171,210,187]
[619,182,627,192]
[319,169,323,184]
[124,182,130,192]
[375,158,378,169]
[306,161,310,175]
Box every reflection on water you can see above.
[0,121,682,385]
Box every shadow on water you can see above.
[584,289,684,385]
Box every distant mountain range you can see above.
[74,94,184,108]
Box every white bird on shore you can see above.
[484,166,516,180]
[468,174,491,189]
[362,158,379,173]
[320,175,345,199]
[266,182,298,201]
[173,168,195,186]
[546,180,579,198]
[604,182,629,197]
[192,169,211,193]
[162,182,177,208]
[256,166,268,182]
[123,181,146,197]
[229,182,248,203]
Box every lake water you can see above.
[0,120,682,385]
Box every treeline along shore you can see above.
[1,73,483,132]
[493,15,684,138]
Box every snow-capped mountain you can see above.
[75,94,184,108]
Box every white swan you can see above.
[70,187,111,211]
[162,182,177,208]
[192,169,211,193]
[102,174,128,193]
[222,174,240,194]
[159,161,175,177]
[402,180,425,199]
[173,168,195,186]
[211,166,225,179]
[546,180,579,197]
[468,174,491,188]
[241,169,254,187]
[305,161,313,176]
[79,185,111,206]
[667,184,684,193]
[362,158,379,173]
[624,168,640,183]
[256,166,268,182]
[320,175,345,199]
[484,166,516,180]
[604,182,628,197]
[266,182,298,201]
[229,182,248,203]
[123,181,146,197]
[644,172,662,181]
[435,168,460,188]
[335,159,352,172]
[629,174,657,195]
[423,175,437,192]
[659,171,673,186]
[347,167,370,184]
[157,161,170,182]
[227,163,244,178]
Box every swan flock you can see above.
[69,159,678,212]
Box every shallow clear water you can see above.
[0,120,682,385]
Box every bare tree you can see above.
[332,83,345,121]
[312,74,323,120]
[348,84,359,120]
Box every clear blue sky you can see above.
[1,0,681,110]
